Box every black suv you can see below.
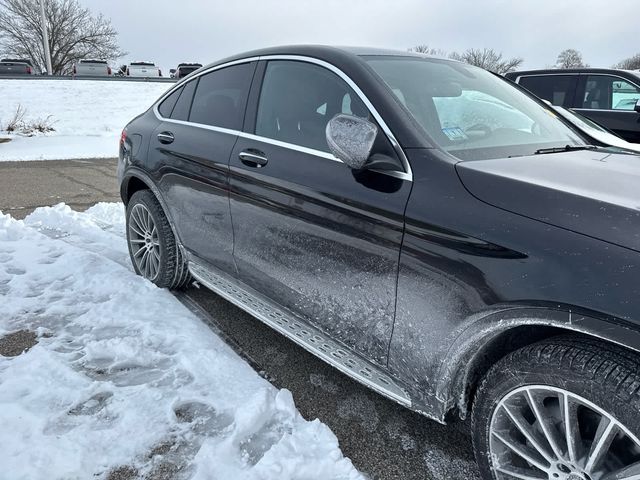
[119,46,640,480]
[506,68,640,143]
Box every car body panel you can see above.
[0,61,31,75]
[119,46,640,422]
[74,60,110,76]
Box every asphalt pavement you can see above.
[1,157,481,479]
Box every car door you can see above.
[574,74,640,143]
[151,61,257,275]
[228,59,412,365]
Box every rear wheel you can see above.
[472,336,640,480]
[126,190,191,289]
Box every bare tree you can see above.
[409,44,448,56]
[614,53,640,70]
[0,0,126,74]
[448,48,523,75]
[555,49,588,69]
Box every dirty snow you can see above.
[0,79,170,161]
[0,203,362,480]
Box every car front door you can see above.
[151,61,257,275]
[574,74,640,143]
[228,59,412,365]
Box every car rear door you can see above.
[150,61,257,275]
[228,59,412,365]
[516,74,578,107]
[574,74,640,143]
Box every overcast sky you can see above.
[82,0,638,72]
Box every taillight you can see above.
[159,69,162,77]
[120,129,127,146]
[26,66,31,74]
[126,67,130,76]
[107,66,112,75]
[73,65,76,75]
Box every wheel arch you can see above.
[439,307,640,420]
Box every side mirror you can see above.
[326,114,378,170]
[635,99,640,113]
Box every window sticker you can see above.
[442,127,468,141]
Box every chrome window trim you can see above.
[152,54,413,182]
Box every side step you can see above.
[188,260,412,408]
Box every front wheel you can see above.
[472,335,640,480]
[126,189,191,289]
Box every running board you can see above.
[188,260,412,407]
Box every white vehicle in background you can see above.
[73,59,112,76]
[126,61,162,78]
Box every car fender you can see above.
[437,306,640,416]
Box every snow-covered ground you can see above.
[0,203,362,480]
[0,80,170,161]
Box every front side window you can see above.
[365,56,586,160]
[255,61,369,152]
[518,75,577,107]
[189,63,255,129]
[582,75,640,110]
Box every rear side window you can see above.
[188,63,254,129]
[255,61,370,152]
[158,86,183,118]
[518,75,577,107]
[170,80,198,121]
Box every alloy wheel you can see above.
[128,203,161,281]
[489,385,640,480]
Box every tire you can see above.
[126,189,191,290]
[472,335,640,480]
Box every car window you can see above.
[189,63,254,129]
[518,75,577,107]
[366,56,586,161]
[158,86,183,118]
[255,61,370,152]
[170,80,198,121]
[582,75,640,110]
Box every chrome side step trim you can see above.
[188,260,412,407]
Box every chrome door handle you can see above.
[239,149,268,167]
[157,132,174,144]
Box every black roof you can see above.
[200,44,447,71]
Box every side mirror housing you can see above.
[326,114,378,170]
[635,99,640,113]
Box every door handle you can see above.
[157,132,174,144]
[239,149,268,167]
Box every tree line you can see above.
[410,45,640,73]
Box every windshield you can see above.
[365,56,587,160]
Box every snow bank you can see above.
[0,203,362,480]
[0,79,170,161]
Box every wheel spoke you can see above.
[132,207,146,234]
[495,465,546,480]
[492,430,550,472]
[129,221,145,238]
[502,403,555,464]
[561,393,583,464]
[603,461,640,480]
[129,239,146,244]
[584,416,617,474]
[133,246,146,258]
[141,249,150,277]
[525,389,566,460]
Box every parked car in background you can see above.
[73,59,112,76]
[506,68,640,143]
[550,103,640,153]
[0,58,35,75]
[171,63,202,79]
[126,61,162,78]
[120,45,640,480]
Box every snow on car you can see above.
[0,203,362,480]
